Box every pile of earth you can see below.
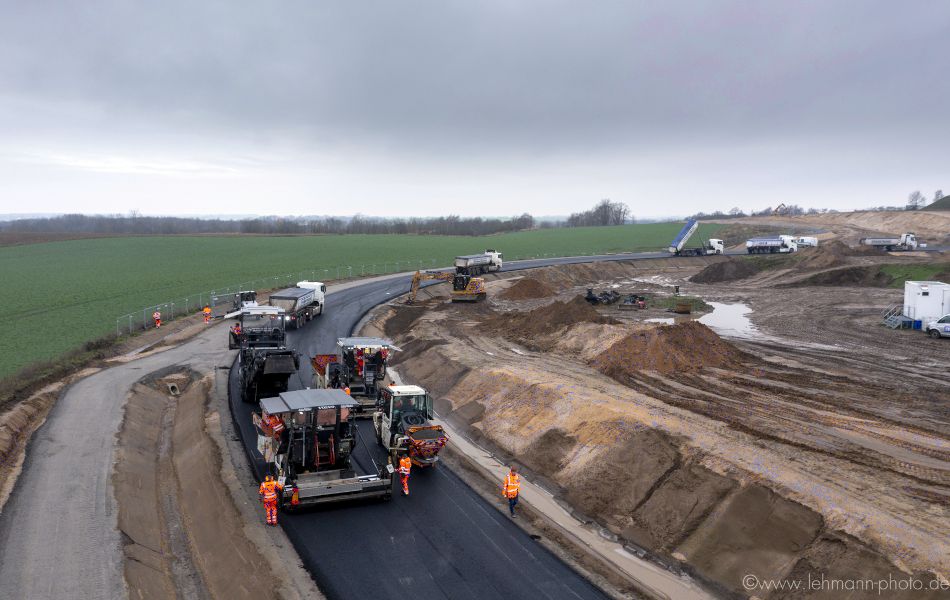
[788,266,895,288]
[485,296,616,346]
[498,277,554,300]
[590,321,753,377]
[794,239,866,270]
[690,258,762,283]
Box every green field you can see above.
[0,222,721,379]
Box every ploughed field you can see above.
[0,222,722,380]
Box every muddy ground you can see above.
[370,253,950,598]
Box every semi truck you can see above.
[268,286,322,329]
[253,389,393,508]
[373,384,447,468]
[859,233,918,251]
[455,250,503,274]
[228,306,300,403]
[667,220,724,256]
[746,236,798,254]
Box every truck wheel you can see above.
[931,329,942,339]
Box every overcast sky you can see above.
[0,1,947,219]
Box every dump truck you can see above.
[859,233,918,251]
[667,220,724,256]
[253,389,392,508]
[228,306,300,403]
[268,287,321,329]
[455,249,503,275]
[373,384,447,467]
[746,236,798,254]
[318,337,396,414]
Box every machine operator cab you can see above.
[227,305,287,350]
[375,385,431,446]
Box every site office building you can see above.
[903,281,950,324]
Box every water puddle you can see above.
[699,302,760,339]
[645,318,675,325]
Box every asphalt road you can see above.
[228,250,694,600]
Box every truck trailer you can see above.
[746,236,798,254]
[253,389,392,508]
[268,287,321,329]
[667,220,724,256]
[859,233,918,252]
[455,249,503,274]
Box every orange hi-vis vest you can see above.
[263,413,284,436]
[259,479,282,503]
[503,472,520,498]
[399,456,411,475]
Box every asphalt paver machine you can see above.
[228,306,299,403]
[254,389,393,508]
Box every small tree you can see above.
[934,190,945,205]
[907,190,925,209]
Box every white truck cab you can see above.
[295,281,326,314]
[926,315,950,339]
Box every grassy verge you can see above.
[878,263,950,287]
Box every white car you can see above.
[926,315,950,339]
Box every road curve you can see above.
[229,251,707,600]
[0,328,229,600]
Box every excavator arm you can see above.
[407,271,455,304]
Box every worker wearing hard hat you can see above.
[202,305,212,323]
[258,475,284,526]
[502,465,521,518]
[398,454,412,496]
[153,311,162,328]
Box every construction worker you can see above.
[398,454,412,496]
[344,386,351,396]
[258,475,284,526]
[153,310,162,328]
[202,305,211,323]
[502,465,521,518]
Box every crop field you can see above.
[0,222,721,379]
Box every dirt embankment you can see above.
[711,210,950,244]
[498,277,555,300]
[690,258,764,283]
[591,321,754,376]
[485,296,617,350]
[373,259,950,598]
[115,369,279,599]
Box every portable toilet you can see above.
[903,281,950,326]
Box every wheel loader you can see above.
[373,384,447,467]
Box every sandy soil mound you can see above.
[498,277,554,300]
[791,266,895,287]
[486,296,617,342]
[690,259,761,283]
[591,321,752,376]
[795,239,869,270]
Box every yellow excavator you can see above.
[407,270,486,304]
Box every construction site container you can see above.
[903,281,950,325]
